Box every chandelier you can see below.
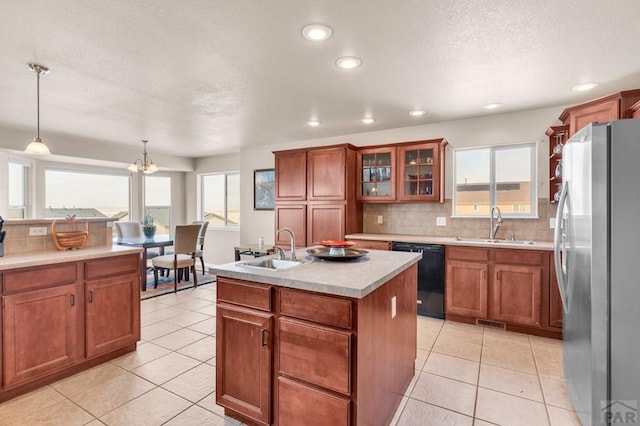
[24,63,52,155]
[127,140,158,174]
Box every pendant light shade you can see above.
[128,140,158,174]
[25,63,51,155]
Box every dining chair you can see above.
[193,220,209,274]
[151,224,201,292]
[115,221,160,260]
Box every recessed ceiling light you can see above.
[409,109,426,117]
[307,120,321,127]
[572,82,599,92]
[302,24,333,42]
[360,117,376,125]
[482,103,502,110]
[335,56,362,70]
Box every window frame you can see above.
[200,171,240,228]
[143,174,172,236]
[452,141,538,219]
[8,161,30,219]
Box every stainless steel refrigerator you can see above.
[554,119,640,426]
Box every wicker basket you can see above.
[51,218,89,251]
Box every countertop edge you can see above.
[0,246,143,270]
[345,233,554,251]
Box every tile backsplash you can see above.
[363,199,557,242]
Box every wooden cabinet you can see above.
[346,238,390,251]
[558,89,640,136]
[278,377,350,426]
[0,254,140,401]
[546,125,569,204]
[274,144,362,248]
[356,147,396,201]
[396,139,446,202]
[549,254,563,328]
[445,246,557,337]
[3,284,80,388]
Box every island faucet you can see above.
[276,227,296,261]
[489,205,503,240]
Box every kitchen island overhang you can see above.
[211,248,421,426]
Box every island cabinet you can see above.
[215,264,417,426]
[445,246,560,338]
[0,253,140,401]
[274,144,362,247]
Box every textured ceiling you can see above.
[1,0,640,158]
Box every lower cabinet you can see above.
[3,284,80,388]
[346,238,390,251]
[445,246,559,337]
[277,377,350,426]
[0,254,141,400]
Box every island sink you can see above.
[237,257,306,271]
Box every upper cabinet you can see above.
[559,89,640,136]
[275,150,307,201]
[357,147,396,202]
[307,147,347,201]
[546,125,569,204]
[396,139,447,202]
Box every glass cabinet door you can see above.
[357,148,396,201]
[397,140,444,201]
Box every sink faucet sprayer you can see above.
[276,227,296,261]
[489,205,503,240]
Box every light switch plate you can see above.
[549,218,556,229]
[391,296,397,319]
[29,227,47,236]
[377,215,383,224]
[436,217,446,226]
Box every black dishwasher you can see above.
[391,242,445,319]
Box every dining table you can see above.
[115,234,174,291]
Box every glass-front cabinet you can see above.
[357,147,396,201]
[397,139,446,202]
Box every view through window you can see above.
[144,176,171,235]
[201,172,240,226]
[8,162,28,219]
[45,169,130,220]
[453,142,536,217]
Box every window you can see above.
[453,142,536,217]
[8,162,29,219]
[201,172,240,226]
[45,168,130,219]
[144,176,171,235]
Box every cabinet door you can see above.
[216,303,273,426]
[357,147,396,201]
[307,147,346,201]
[275,204,306,247]
[568,98,619,135]
[445,260,488,318]
[275,151,307,201]
[3,284,80,388]
[307,204,345,245]
[549,256,563,328]
[86,273,140,358]
[397,141,443,201]
[491,264,543,327]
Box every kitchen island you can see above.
[210,248,421,426]
[0,246,142,402]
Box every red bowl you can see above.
[319,240,355,247]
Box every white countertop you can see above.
[210,247,421,299]
[345,233,554,251]
[0,245,143,271]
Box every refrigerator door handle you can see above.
[554,181,570,314]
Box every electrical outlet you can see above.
[29,227,47,236]
[377,215,383,224]
[549,218,556,229]
[436,217,446,226]
[391,296,397,319]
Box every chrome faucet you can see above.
[489,205,503,240]
[276,227,296,261]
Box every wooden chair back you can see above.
[173,224,201,255]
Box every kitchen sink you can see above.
[236,257,307,271]
[454,237,535,245]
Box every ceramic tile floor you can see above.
[0,282,581,426]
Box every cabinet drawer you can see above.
[347,239,390,251]
[280,288,352,329]
[279,318,351,395]
[85,254,139,280]
[3,263,79,293]
[217,277,272,311]
[495,249,544,266]
[447,246,490,262]
[278,377,350,426]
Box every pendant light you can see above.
[24,63,52,155]
[127,140,158,174]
